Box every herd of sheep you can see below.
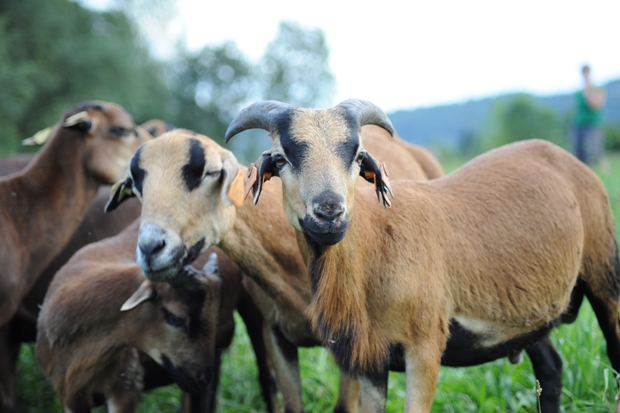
[0,99,618,413]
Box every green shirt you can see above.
[574,90,603,126]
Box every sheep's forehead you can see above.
[97,101,135,129]
[289,108,351,145]
[137,132,223,191]
[275,108,360,169]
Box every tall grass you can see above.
[17,154,620,412]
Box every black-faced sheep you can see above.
[224,99,620,413]
[105,126,441,413]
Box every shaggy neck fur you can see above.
[300,208,392,375]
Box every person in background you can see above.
[573,64,607,168]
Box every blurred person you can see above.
[573,64,607,167]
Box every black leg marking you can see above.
[585,289,620,374]
[526,336,563,413]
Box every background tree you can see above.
[259,21,334,108]
[0,0,171,154]
[480,94,569,152]
[166,42,254,143]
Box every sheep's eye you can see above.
[161,307,187,329]
[109,126,131,138]
[272,154,286,168]
[203,170,221,179]
[356,152,365,164]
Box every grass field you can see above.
[16,152,620,412]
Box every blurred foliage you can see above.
[259,21,334,109]
[166,42,254,144]
[0,0,171,154]
[0,1,334,157]
[480,94,570,152]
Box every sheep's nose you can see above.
[137,224,168,266]
[139,238,165,257]
[314,201,345,222]
[314,194,345,222]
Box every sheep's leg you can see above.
[181,349,223,413]
[525,336,562,413]
[585,288,620,374]
[265,325,303,413]
[358,368,388,413]
[0,323,20,413]
[236,294,278,412]
[106,348,143,413]
[403,344,441,413]
[334,372,360,413]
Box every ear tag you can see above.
[22,127,52,146]
[244,164,258,200]
[379,162,394,207]
[227,169,246,207]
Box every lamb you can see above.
[223,99,620,413]
[36,220,276,412]
[104,126,439,413]
[0,101,149,412]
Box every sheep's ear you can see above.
[105,176,135,212]
[359,151,394,208]
[121,280,156,311]
[221,156,245,207]
[63,111,95,133]
[246,151,279,205]
[22,127,52,146]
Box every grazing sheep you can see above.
[223,99,620,413]
[104,126,439,413]
[36,220,276,413]
[0,101,149,412]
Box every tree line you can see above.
[0,0,334,161]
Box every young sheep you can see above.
[36,220,276,413]
[224,99,620,413]
[105,126,439,413]
[0,101,149,412]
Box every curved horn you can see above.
[336,99,395,137]
[225,101,294,142]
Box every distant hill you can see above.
[389,78,620,150]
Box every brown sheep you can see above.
[0,101,150,412]
[104,125,439,413]
[36,220,276,413]
[0,120,166,405]
[224,99,620,413]
[14,118,173,337]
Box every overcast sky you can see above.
[85,0,620,112]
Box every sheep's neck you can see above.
[219,181,311,317]
[1,130,98,287]
[299,217,390,375]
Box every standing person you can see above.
[573,64,607,167]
